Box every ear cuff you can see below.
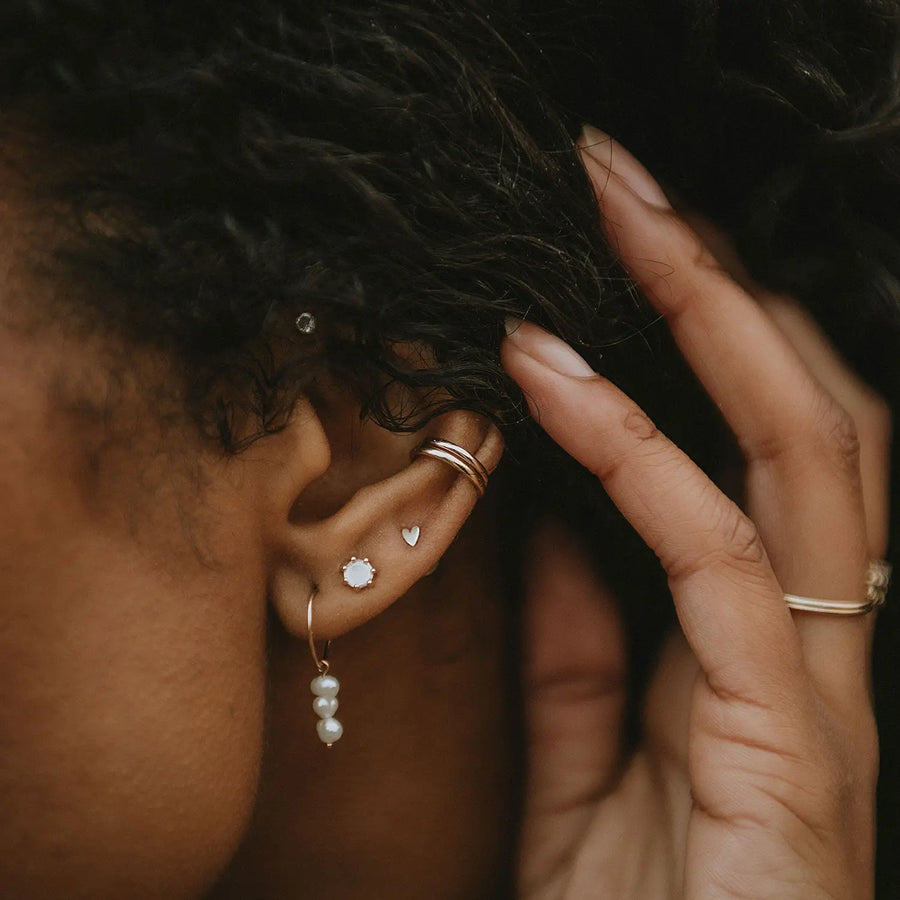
[413,438,489,496]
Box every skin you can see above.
[0,221,512,898]
[0,138,889,898]
[210,494,520,900]
[0,303,514,898]
[0,325,265,897]
[0,163,333,896]
[504,135,889,899]
[0,292,356,898]
[209,384,517,900]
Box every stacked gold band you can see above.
[414,438,489,496]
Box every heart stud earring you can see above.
[401,525,420,547]
[308,589,342,747]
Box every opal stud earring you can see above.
[342,556,376,589]
[308,589,342,746]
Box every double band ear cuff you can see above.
[414,438,489,496]
[308,590,343,746]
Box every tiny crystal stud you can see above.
[295,311,317,335]
[342,557,376,590]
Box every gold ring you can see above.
[784,560,891,616]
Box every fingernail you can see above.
[579,124,671,209]
[504,318,595,378]
[579,124,614,156]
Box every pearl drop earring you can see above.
[307,589,343,746]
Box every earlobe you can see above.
[268,410,504,645]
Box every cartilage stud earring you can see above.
[295,311,317,335]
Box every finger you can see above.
[643,631,700,771]
[578,134,863,529]
[578,134,870,701]
[519,522,627,890]
[759,294,892,558]
[679,205,892,560]
[674,209,886,705]
[502,323,804,707]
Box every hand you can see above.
[502,134,890,899]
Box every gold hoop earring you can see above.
[308,589,343,746]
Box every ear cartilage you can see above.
[401,525,420,547]
[307,590,342,746]
[341,556,376,590]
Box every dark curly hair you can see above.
[2,0,899,894]
[0,0,653,453]
[518,0,900,390]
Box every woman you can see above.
[0,1,895,898]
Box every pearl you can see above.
[317,717,343,744]
[313,695,339,718]
[311,674,340,697]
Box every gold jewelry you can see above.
[308,589,342,746]
[784,560,891,616]
[414,438,489,496]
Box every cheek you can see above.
[0,453,268,898]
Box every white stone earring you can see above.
[342,556,376,590]
[308,589,342,747]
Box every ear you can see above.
[267,407,504,643]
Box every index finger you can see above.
[501,323,803,707]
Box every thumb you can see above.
[519,521,627,891]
